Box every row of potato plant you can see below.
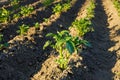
[0,4,34,23]
[52,0,71,15]
[16,0,72,36]
[69,0,95,38]
[0,8,10,23]
[43,0,96,69]
[0,0,62,24]
[13,6,34,20]
[17,21,40,35]
[0,0,71,50]
[10,0,21,9]
[0,0,22,23]
[0,0,21,49]
[0,0,54,23]
[0,22,38,49]
[38,0,72,27]
[112,0,120,16]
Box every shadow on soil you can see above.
[0,0,86,79]
[80,0,117,80]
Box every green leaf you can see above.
[43,40,51,50]
[46,33,55,37]
[65,36,71,41]
[56,39,65,47]
[81,40,92,47]
[66,41,75,54]
[60,30,69,35]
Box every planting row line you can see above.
[0,0,73,50]
[0,0,63,24]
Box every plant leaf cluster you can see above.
[52,2,71,14]
[113,0,120,16]
[0,8,10,23]
[20,6,34,17]
[17,24,29,35]
[43,30,91,69]
[70,18,93,37]
[86,0,96,19]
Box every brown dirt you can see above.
[82,0,120,80]
[0,0,120,80]
[31,54,83,80]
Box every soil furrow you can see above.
[0,0,120,80]
[82,0,120,80]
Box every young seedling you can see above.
[69,18,93,37]
[20,6,34,17]
[43,30,91,69]
[113,0,120,16]
[13,13,20,20]
[52,2,71,15]
[86,0,95,19]
[43,18,49,23]
[53,3,62,15]
[34,22,39,29]
[0,8,10,23]
[17,24,29,35]
[10,0,20,9]
[10,0,20,5]
[62,3,71,12]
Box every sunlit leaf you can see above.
[43,40,51,50]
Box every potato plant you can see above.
[52,2,71,15]
[69,18,93,37]
[10,0,20,5]
[62,3,71,12]
[34,22,40,29]
[69,0,95,37]
[43,30,91,69]
[52,3,62,14]
[13,13,20,20]
[10,0,20,9]
[86,0,96,19]
[13,5,34,20]
[0,8,10,23]
[43,18,49,23]
[17,24,29,35]
[113,0,120,16]
[20,6,34,17]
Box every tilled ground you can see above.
[0,0,120,80]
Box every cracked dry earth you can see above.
[0,0,120,80]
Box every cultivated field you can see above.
[0,0,120,80]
